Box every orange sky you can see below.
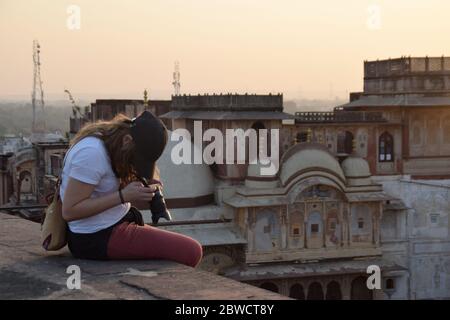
[1,0,450,101]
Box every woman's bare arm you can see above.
[62,177,158,222]
[62,178,123,222]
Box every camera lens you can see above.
[150,186,172,224]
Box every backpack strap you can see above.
[44,142,74,204]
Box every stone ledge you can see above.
[0,213,288,300]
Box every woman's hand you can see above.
[121,181,158,202]
[62,179,161,222]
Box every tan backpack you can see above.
[40,144,74,251]
[41,179,67,251]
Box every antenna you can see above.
[172,61,180,95]
[31,40,46,133]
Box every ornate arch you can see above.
[287,176,346,205]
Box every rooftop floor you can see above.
[0,213,287,300]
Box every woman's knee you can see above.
[185,238,203,268]
[193,240,203,267]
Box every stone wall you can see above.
[376,176,450,299]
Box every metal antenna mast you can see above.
[31,40,46,133]
[172,61,180,95]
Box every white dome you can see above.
[341,155,372,186]
[280,143,346,186]
[156,130,215,200]
[341,156,371,178]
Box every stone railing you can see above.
[295,111,386,123]
[171,93,283,111]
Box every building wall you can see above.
[375,176,450,299]
[290,105,450,178]
[286,124,402,176]
[402,107,450,178]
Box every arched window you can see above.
[254,208,280,251]
[289,283,305,300]
[307,209,324,249]
[351,276,373,300]
[379,132,394,162]
[290,211,303,237]
[385,278,395,290]
[19,170,33,194]
[326,281,342,300]
[260,282,279,293]
[337,131,353,154]
[307,282,324,300]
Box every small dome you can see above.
[341,155,372,186]
[341,156,371,177]
[280,143,346,187]
[156,130,215,201]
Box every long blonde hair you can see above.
[70,114,136,185]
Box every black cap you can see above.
[130,111,168,179]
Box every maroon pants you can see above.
[106,221,203,268]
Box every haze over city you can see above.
[1,0,450,101]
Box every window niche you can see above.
[337,131,354,154]
[254,208,281,252]
[379,131,394,162]
[288,209,305,249]
[358,218,365,229]
[351,204,373,243]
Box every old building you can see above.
[153,93,409,299]
[0,133,67,221]
[290,56,450,178]
[153,57,450,299]
[280,57,450,299]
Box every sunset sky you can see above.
[1,0,450,101]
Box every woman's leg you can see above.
[106,222,203,267]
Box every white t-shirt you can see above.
[60,136,130,233]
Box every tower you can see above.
[31,40,46,133]
[172,61,180,95]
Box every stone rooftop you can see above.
[0,214,287,300]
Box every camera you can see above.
[149,185,172,224]
[137,176,172,224]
